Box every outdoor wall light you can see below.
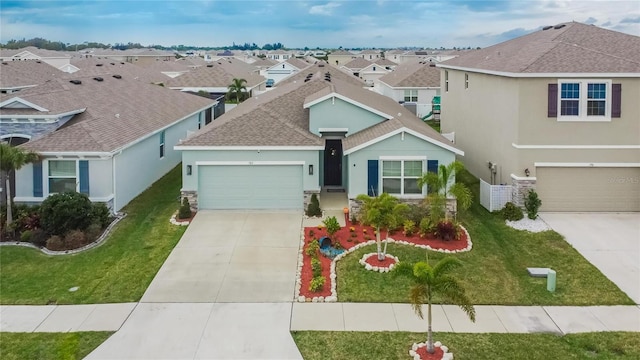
[524,168,530,177]
[186,165,192,175]
[308,164,314,175]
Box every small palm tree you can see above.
[418,160,472,219]
[356,193,408,261]
[227,78,247,103]
[394,256,475,354]
[0,143,39,226]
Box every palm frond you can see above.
[391,261,414,278]
[449,182,473,211]
[431,256,462,277]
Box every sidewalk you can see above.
[2,302,639,335]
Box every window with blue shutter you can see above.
[79,160,89,194]
[32,161,43,197]
[427,160,439,174]
[367,160,378,196]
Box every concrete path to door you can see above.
[540,212,640,304]
[141,210,302,303]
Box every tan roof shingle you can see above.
[379,62,440,88]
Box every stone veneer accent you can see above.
[511,177,536,208]
[180,190,198,211]
[349,197,457,220]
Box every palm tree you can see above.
[0,143,39,226]
[227,78,247,104]
[394,256,475,354]
[356,193,408,261]
[418,160,472,220]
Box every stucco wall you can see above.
[309,97,385,136]
[347,132,456,198]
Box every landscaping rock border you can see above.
[0,212,127,256]
[505,217,551,233]
[409,341,453,360]
[359,253,398,273]
[295,225,473,303]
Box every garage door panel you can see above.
[537,167,640,212]
[198,165,303,210]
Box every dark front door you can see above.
[324,139,343,186]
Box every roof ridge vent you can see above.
[69,80,82,85]
[93,77,104,82]
[553,24,566,29]
[112,74,122,79]
[542,25,553,30]
[207,64,213,67]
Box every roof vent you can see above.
[542,25,553,30]
[120,62,125,64]
[96,63,103,67]
[93,77,104,82]
[1,62,7,65]
[69,80,82,85]
[318,64,325,67]
[112,74,122,79]
[36,60,41,63]
[304,78,310,82]
[429,63,436,67]
[553,24,566,29]
[110,62,115,65]
[207,64,213,67]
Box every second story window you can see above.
[159,130,165,158]
[404,90,418,102]
[558,80,611,120]
[445,70,449,92]
[465,73,469,89]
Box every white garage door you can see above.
[198,165,303,210]
[536,167,640,212]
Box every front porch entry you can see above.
[323,139,343,187]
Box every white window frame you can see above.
[47,159,78,194]
[445,70,449,92]
[403,89,418,102]
[558,79,612,122]
[465,73,469,89]
[379,156,426,198]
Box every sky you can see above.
[1,0,639,48]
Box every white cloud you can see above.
[309,2,341,16]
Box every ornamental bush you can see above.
[524,190,542,220]
[306,193,322,217]
[322,216,341,238]
[40,192,93,235]
[178,197,192,219]
[309,276,326,292]
[501,202,524,221]
[434,220,459,241]
[311,258,322,278]
[306,239,320,258]
[90,202,111,228]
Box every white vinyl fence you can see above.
[480,179,512,212]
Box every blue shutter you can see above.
[33,162,43,197]
[367,160,379,196]
[79,160,89,194]
[427,160,439,174]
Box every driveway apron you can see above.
[540,212,640,304]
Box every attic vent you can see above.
[553,24,566,29]
[112,74,122,79]
[36,60,41,63]
[304,78,310,82]
[207,64,213,67]
[96,63,103,67]
[217,62,222,65]
[93,77,104,82]
[318,64,325,67]
[120,62,125,64]
[429,63,436,67]
[110,62,115,65]
[69,80,82,85]
[1,62,7,65]
[542,25,553,30]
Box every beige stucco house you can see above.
[438,22,640,212]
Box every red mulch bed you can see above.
[364,253,397,268]
[300,221,469,300]
[416,345,445,360]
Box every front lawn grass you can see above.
[291,331,640,360]
[0,165,186,304]
[0,332,112,360]
[337,170,633,305]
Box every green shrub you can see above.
[309,276,326,292]
[90,203,111,228]
[419,218,433,237]
[45,235,64,251]
[427,196,446,225]
[85,223,103,242]
[311,258,322,277]
[306,240,320,258]
[403,219,416,236]
[434,220,459,241]
[322,216,341,238]
[306,193,322,217]
[64,230,87,250]
[501,202,524,221]
[20,229,32,242]
[29,228,47,247]
[404,204,430,226]
[40,192,92,235]
[178,197,192,219]
[524,190,542,220]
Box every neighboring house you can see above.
[251,57,279,71]
[328,50,356,67]
[261,58,312,84]
[0,46,72,70]
[357,49,382,61]
[341,58,373,77]
[376,62,441,118]
[70,57,171,84]
[266,50,296,62]
[386,50,458,64]
[174,65,463,212]
[0,60,65,94]
[7,73,216,212]
[347,59,396,86]
[92,48,175,66]
[438,22,640,212]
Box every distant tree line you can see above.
[0,37,147,51]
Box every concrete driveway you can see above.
[141,210,302,303]
[540,212,640,304]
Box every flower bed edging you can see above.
[295,225,473,303]
[170,211,196,226]
[359,253,398,272]
[409,341,453,360]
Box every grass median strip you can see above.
[0,165,186,304]
[337,171,633,305]
[291,331,640,360]
[0,332,113,360]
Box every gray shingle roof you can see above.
[0,60,65,89]
[440,22,640,73]
[343,58,373,70]
[11,74,215,153]
[166,59,265,88]
[379,62,440,87]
